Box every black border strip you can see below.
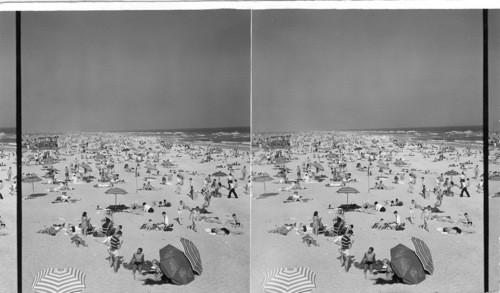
[16,10,22,293]
[483,9,489,293]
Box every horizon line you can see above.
[21,125,251,135]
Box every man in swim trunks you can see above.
[130,247,145,278]
[362,247,376,276]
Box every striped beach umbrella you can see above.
[411,236,434,275]
[105,187,128,206]
[33,267,86,293]
[263,267,316,293]
[180,237,203,275]
[336,186,359,204]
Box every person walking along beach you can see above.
[460,178,471,197]
[227,179,238,199]
[109,230,123,273]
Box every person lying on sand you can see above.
[366,259,394,282]
[437,226,475,235]
[430,215,454,223]
[135,259,165,283]
[371,219,386,230]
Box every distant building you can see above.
[23,136,59,150]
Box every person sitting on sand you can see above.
[374,202,386,212]
[129,248,145,278]
[135,259,164,283]
[371,218,385,230]
[366,259,396,282]
[231,213,241,227]
[458,213,473,227]
[142,202,154,213]
[362,247,376,276]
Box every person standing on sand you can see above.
[474,165,479,179]
[339,230,353,272]
[420,208,430,232]
[409,199,416,224]
[189,178,195,200]
[188,206,200,232]
[175,175,181,195]
[241,166,247,181]
[312,211,320,235]
[7,167,12,182]
[109,231,123,273]
[177,200,184,225]
[460,178,471,198]
[227,179,238,199]
[81,212,90,236]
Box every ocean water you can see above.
[363,125,483,145]
[123,127,250,145]
[0,127,16,145]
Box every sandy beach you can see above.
[0,149,17,293]
[251,132,484,292]
[21,133,250,292]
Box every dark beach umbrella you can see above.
[311,162,324,172]
[80,163,92,173]
[23,175,42,195]
[336,186,359,204]
[32,267,86,293]
[180,237,203,275]
[253,175,274,194]
[390,244,426,285]
[159,244,195,285]
[489,174,500,181]
[444,170,461,181]
[162,160,175,168]
[212,171,228,181]
[105,187,128,206]
[262,267,317,293]
[411,237,434,275]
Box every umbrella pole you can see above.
[32,182,35,195]
[115,194,117,206]
[367,166,370,193]
[264,181,266,194]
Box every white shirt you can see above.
[143,204,151,212]
[395,214,401,225]
[375,204,383,211]
[163,214,169,226]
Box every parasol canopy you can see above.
[179,237,203,275]
[159,244,195,285]
[390,244,426,285]
[33,267,86,293]
[336,186,359,204]
[23,175,43,195]
[411,236,434,275]
[262,267,316,293]
[105,187,128,206]
[253,175,274,194]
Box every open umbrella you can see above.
[159,244,195,285]
[311,162,324,172]
[489,174,500,181]
[161,160,175,168]
[390,244,426,285]
[263,267,316,293]
[80,163,92,173]
[411,236,434,275]
[253,175,274,194]
[33,267,86,293]
[105,187,128,206]
[444,170,461,182]
[212,171,228,181]
[336,186,359,204]
[179,237,203,275]
[23,175,42,195]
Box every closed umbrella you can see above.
[159,244,195,285]
[336,186,359,204]
[33,267,86,293]
[411,237,434,275]
[263,267,317,293]
[23,175,42,195]
[390,244,426,285]
[179,237,203,275]
[105,187,128,206]
[253,175,274,194]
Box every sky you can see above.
[253,10,484,132]
[490,10,500,132]
[21,11,250,133]
[0,12,15,129]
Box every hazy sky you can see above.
[22,11,250,133]
[0,12,15,128]
[253,10,484,132]
[490,10,500,132]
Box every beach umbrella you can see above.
[161,160,175,168]
[32,267,86,293]
[23,175,42,195]
[311,162,324,172]
[212,171,228,181]
[105,187,128,206]
[489,174,500,181]
[262,267,317,293]
[390,244,426,285]
[179,237,203,275]
[274,157,290,165]
[336,186,359,204]
[411,237,434,275]
[80,163,92,173]
[159,244,195,285]
[42,158,58,166]
[253,175,274,194]
[444,170,461,182]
